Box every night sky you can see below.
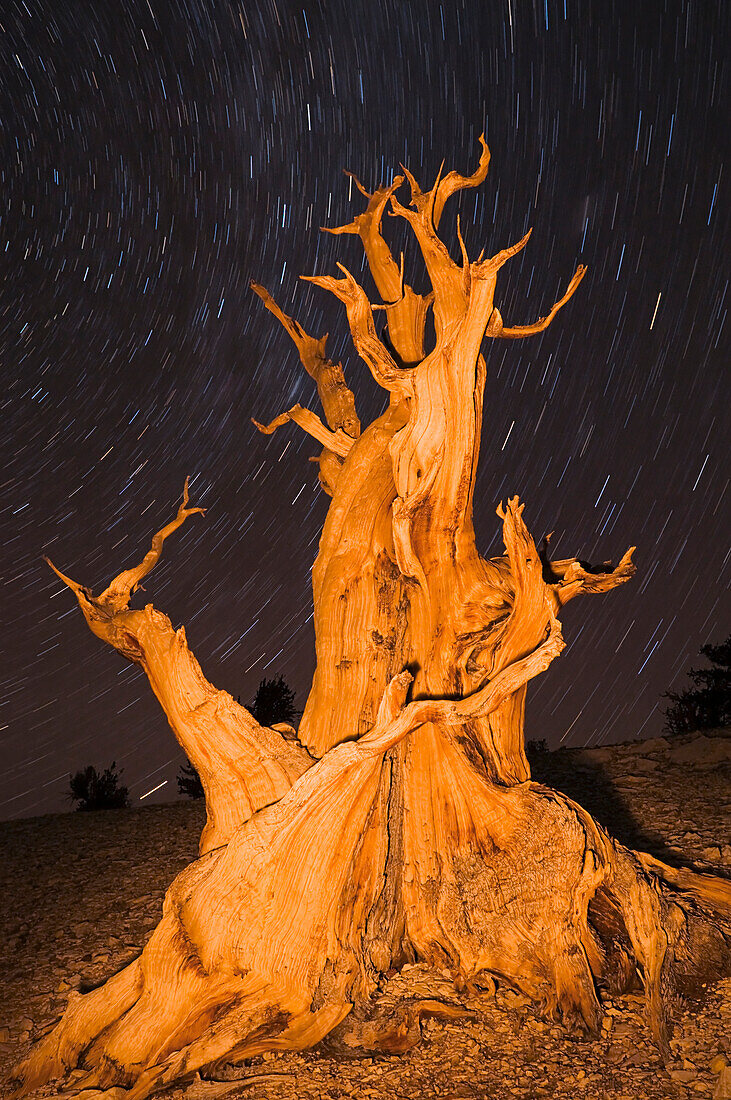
[2,0,728,820]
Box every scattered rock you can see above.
[631,756,659,772]
[670,1067,698,1083]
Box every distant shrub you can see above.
[177,759,204,800]
[663,634,731,735]
[69,761,129,811]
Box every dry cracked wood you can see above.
[11,142,731,1100]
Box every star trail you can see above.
[1,0,728,818]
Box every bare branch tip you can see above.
[320,219,359,236]
[400,163,420,198]
[301,273,336,293]
[474,134,491,171]
[44,555,86,596]
[45,555,65,583]
[456,215,466,252]
[343,169,370,198]
[175,480,204,524]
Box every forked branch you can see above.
[323,174,432,365]
[321,175,405,302]
[491,265,587,339]
[545,542,636,606]
[390,158,533,341]
[251,283,360,437]
[389,191,467,333]
[45,477,205,621]
[387,136,491,336]
[303,265,414,397]
[449,234,584,366]
[252,404,354,458]
[400,133,490,230]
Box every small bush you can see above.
[69,761,129,811]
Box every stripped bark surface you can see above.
[12,143,730,1099]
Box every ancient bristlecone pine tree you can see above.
[14,142,730,1099]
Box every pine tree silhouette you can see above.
[663,634,731,734]
[249,675,299,728]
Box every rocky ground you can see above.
[1,729,729,1100]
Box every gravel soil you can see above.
[1,730,729,1100]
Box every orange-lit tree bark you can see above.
[13,142,730,1099]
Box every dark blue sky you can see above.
[2,0,728,818]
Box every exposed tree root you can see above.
[320,998,474,1056]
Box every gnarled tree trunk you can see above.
[12,142,731,1100]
